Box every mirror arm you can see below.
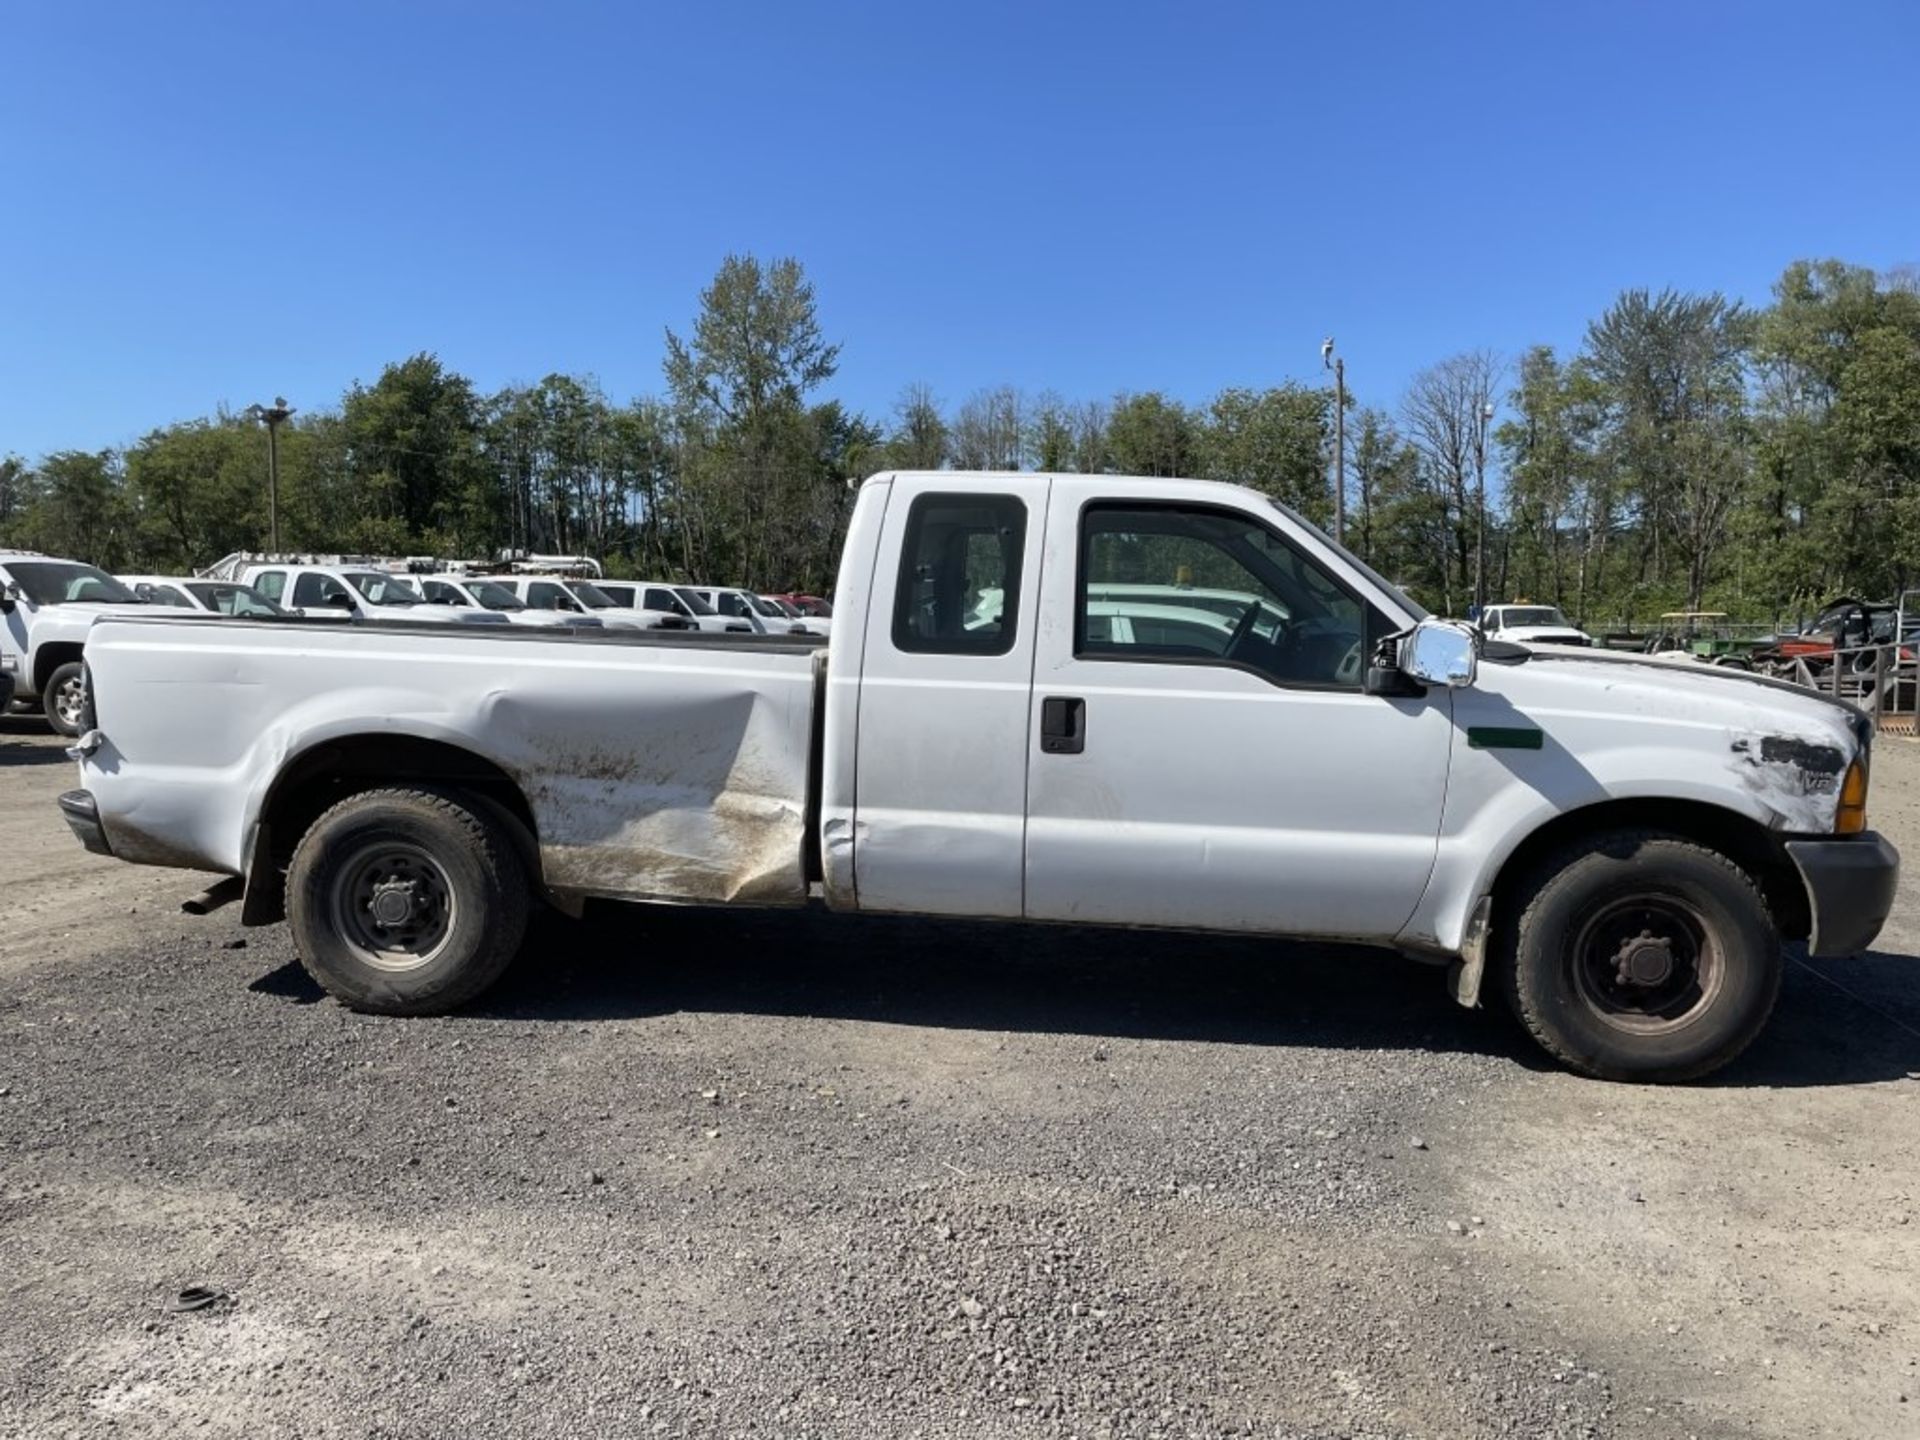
[1363,630,1426,697]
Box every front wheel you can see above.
[43,660,89,737]
[1498,830,1781,1082]
[286,786,529,1015]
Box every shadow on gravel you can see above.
[0,743,68,767]
[0,717,66,767]
[241,903,1920,1084]
[1716,948,1920,1088]
[451,902,1551,1067]
[249,961,327,1004]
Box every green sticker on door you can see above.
[1467,726,1544,751]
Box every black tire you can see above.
[42,660,90,737]
[1498,830,1781,1082]
[286,786,528,1015]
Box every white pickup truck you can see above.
[2,553,200,735]
[58,472,1898,1081]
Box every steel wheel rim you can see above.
[54,675,86,729]
[1571,893,1723,1035]
[327,841,456,972]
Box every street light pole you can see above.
[1472,399,1494,613]
[244,397,295,553]
[1322,338,1346,547]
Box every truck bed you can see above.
[80,616,827,906]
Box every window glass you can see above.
[466,580,523,610]
[342,572,419,606]
[137,583,193,607]
[671,588,717,616]
[252,570,286,601]
[892,493,1026,655]
[293,573,354,609]
[527,582,567,610]
[422,581,465,605]
[1078,505,1369,688]
[192,584,283,617]
[645,588,681,612]
[564,582,615,609]
[4,562,140,605]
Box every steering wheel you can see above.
[1225,600,1263,657]
[1336,638,1364,686]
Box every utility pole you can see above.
[244,397,296,553]
[1472,398,1494,613]
[1321,338,1346,547]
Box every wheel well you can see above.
[1490,798,1811,942]
[245,735,541,924]
[33,641,83,695]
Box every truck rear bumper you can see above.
[58,789,114,857]
[1785,832,1899,957]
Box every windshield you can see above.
[344,572,420,606]
[671,587,717,616]
[1497,607,1569,628]
[751,596,790,618]
[4,561,143,606]
[792,596,833,617]
[188,583,285,617]
[468,580,526,611]
[564,581,616,609]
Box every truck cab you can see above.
[1,551,199,735]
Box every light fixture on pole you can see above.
[243,397,296,553]
[1322,338,1346,548]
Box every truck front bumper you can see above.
[58,789,114,857]
[1785,832,1899,957]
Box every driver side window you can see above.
[1076,504,1370,689]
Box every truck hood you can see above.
[1478,642,1867,832]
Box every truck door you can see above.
[851,474,1050,917]
[1022,479,1453,939]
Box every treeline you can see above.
[2,256,1916,620]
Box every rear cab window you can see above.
[892,493,1026,655]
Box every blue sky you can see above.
[3,0,1916,460]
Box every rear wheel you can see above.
[287,786,528,1014]
[43,660,89,737]
[1499,830,1781,1082]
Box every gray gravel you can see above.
[4,721,1918,1438]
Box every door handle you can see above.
[1039,696,1086,754]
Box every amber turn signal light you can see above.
[1836,760,1869,835]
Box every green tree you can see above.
[1584,289,1752,612]
[338,354,488,552]
[8,452,133,567]
[1195,385,1330,522]
[662,255,845,586]
[1106,392,1198,477]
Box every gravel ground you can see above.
[2,715,1917,1439]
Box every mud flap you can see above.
[1449,895,1492,1009]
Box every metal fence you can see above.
[1775,643,1920,733]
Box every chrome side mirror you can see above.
[1402,620,1479,688]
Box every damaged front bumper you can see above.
[1785,831,1899,957]
[58,789,113,857]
